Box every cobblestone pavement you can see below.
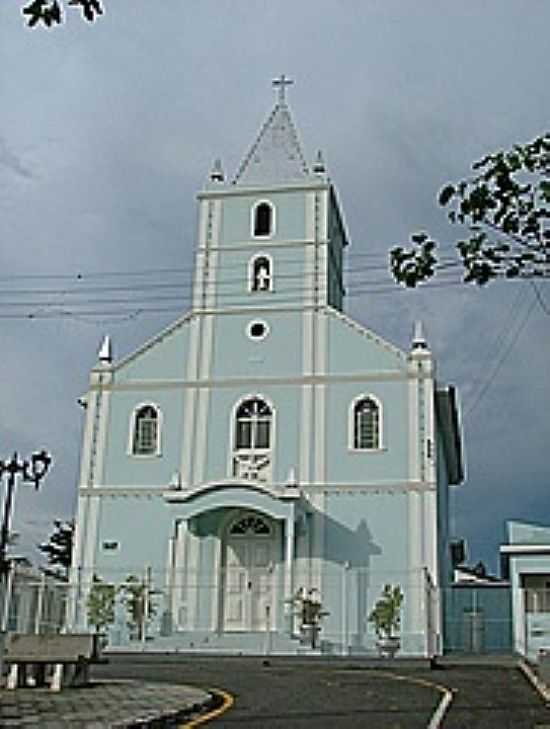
[0,680,211,728]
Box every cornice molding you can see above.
[78,480,437,497]
[89,369,420,393]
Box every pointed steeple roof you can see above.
[233,75,312,187]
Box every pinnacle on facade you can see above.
[411,320,428,350]
[209,158,225,183]
[98,335,113,364]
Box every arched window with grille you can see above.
[130,404,161,456]
[229,513,272,536]
[252,201,274,237]
[232,397,273,481]
[351,396,381,450]
[249,254,272,292]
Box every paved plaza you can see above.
[0,679,211,728]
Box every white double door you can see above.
[224,534,277,631]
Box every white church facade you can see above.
[71,79,464,655]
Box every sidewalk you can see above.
[0,680,212,728]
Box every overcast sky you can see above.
[1,1,549,572]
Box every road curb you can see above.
[518,659,550,702]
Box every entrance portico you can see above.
[164,482,306,634]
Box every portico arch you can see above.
[165,482,302,634]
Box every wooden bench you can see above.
[4,633,105,691]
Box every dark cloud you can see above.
[1,1,549,572]
[0,136,34,179]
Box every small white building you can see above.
[501,521,550,659]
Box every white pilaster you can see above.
[408,376,420,483]
[299,384,312,484]
[407,491,423,635]
[172,520,187,629]
[78,393,95,488]
[284,505,296,607]
[185,519,200,630]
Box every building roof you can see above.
[232,76,314,187]
[505,521,550,546]
[454,563,506,585]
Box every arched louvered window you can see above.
[353,397,380,450]
[229,514,271,536]
[250,255,272,292]
[132,404,160,455]
[232,397,273,481]
[253,202,273,237]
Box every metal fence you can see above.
[5,566,550,660]
[0,568,67,635]
[443,584,512,654]
[59,565,439,656]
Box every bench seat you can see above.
[4,633,105,691]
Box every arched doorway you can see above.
[223,512,278,631]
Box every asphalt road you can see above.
[94,655,550,728]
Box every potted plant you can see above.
[288,587,329,649]
[368,584,404,658]
[120,574,160,642]
[86,574,118,649]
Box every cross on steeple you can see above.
[272,74,294,104]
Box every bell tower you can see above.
[191,76,349,318]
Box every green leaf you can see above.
[438,184,456,206]
[411,232,428,244]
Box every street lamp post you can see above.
[0,451,52,576]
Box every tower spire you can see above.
[233,75,308,186]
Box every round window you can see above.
[247,320,269,341]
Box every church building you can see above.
[72,78,464,655]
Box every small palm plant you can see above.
[368,584,404,656]
[288,587,329,649]
[121,574,159,642]
[86,574,118,645]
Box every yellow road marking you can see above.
[180,688,234,728]
[335,666,451,693]
[335,668,455,728]
[371,668,452,696]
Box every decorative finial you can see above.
[169,470,181,489]
[412,320,428,350]
[98,335,112,364]
[286,466,298,488]
[272,74,294,104]
[313,150,326,173]
[210,158,225,182]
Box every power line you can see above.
[0,278,474,321]
[0,266,466,310]
[0,262,398,297]
[464,297,536,420]
[0,261,544,322]
[530,280,550,316]
[0,251,464,284]
[1,253,544,292]
[0,274,469,312]
[464,285,527,409]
